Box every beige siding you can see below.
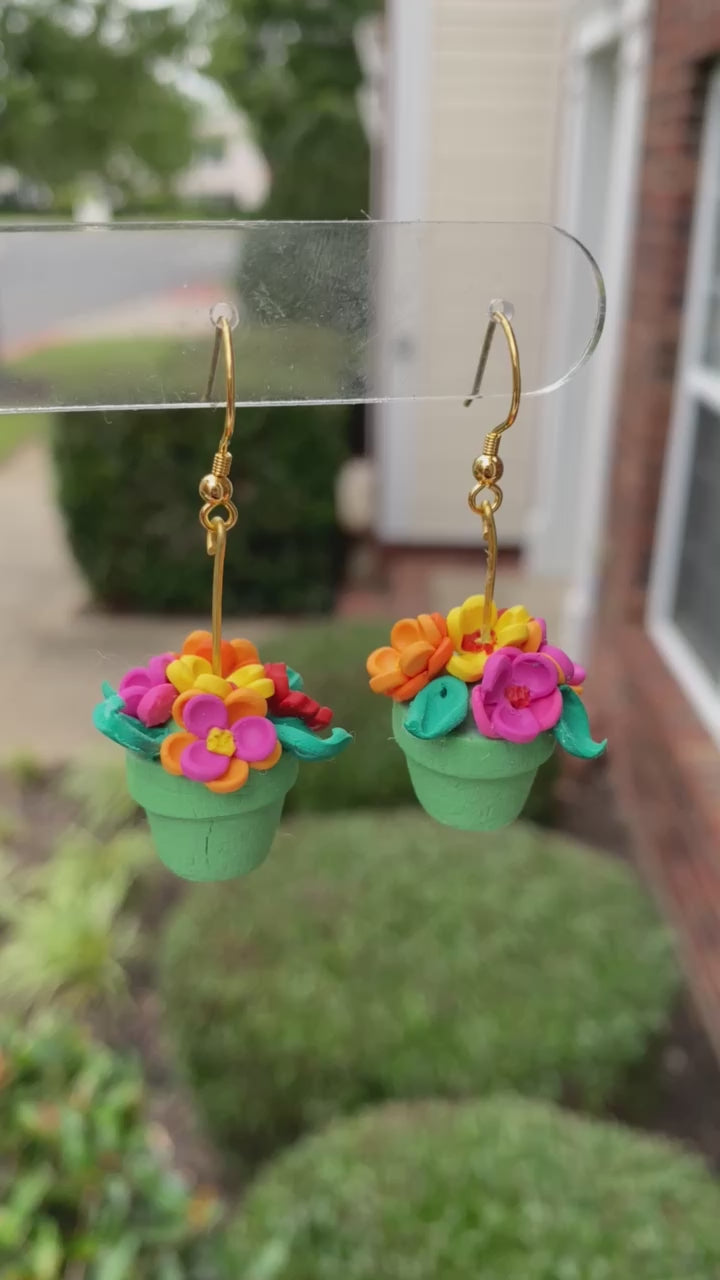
[407,0,569,545]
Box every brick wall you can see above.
[597,0,720,1051]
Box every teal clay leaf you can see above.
[273,716,352,761]
[287,667,304,691]
[404,676,469,740]
[93,689,171,759]
[553,686,607,760]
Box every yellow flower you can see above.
[446,595,532,682]
[228,663,275,699]
[166,655,275,701]
[166,653,231,699]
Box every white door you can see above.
[528,0,652,660]
[531,45,618,579]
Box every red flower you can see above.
[265,662,333,731]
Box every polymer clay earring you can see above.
[94,316,350,881]
[367,307,605,833]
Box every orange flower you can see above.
[181,630,259,680]
[367,614,454,701]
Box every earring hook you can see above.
[464,307,522,640]
[204,314,236,454]
[464,306,521,430]
[466,307,522,516]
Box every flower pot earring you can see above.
[367,305,606,832]
[94,313,351,881]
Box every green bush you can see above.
[160,811,677,1169]
[265,620,560,819]
[239,210,369,396]
[268,620,412,811]
[227,1096,720,1280]
[0,1017,225,1277]
[52,403,348,613]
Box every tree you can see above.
[210,0,381,219]
[0,1,197,197]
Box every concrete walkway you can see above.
[0,444,274,762]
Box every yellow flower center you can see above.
[206,727,236,757]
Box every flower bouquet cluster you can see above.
[367,594,605,832]
[95,629,350,881]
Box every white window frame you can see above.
[648,65,720,746]
[526,0,652,663]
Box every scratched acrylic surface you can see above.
[0,220,604,413]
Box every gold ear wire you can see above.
[464,308,522,640]
[204,314,236,455]
[199,315,239,676]
[466,307,521,516]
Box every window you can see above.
[649,67,720,742]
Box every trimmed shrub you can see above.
[52,403,348,613]
[227,1096,720,1280]
[267,620,412,811]
[0,1016,225,1276]
[160,811,677,1169]
[265,620,560,820]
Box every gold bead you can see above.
[199,474,225,503]
[472,454,504,484]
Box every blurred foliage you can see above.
[0,414,50,465]
[235,229,370,403]
[211,0,380,218]
[52,402,348,613]
[0,809,19,844]
[160,811,678,1170]
[0,1,197,197]
[227,1096,720,1280]
[212,1,377,483]
[60,761,139,836]
[266,620,559,821]
[0,828,150,1012]
[270,620,411,811]
[3,750,45,788]
[210,0,378,163]
[0,1016,225,1277]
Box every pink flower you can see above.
[524,617,586,687]
[471,650,562,744]
[161,692,281,793]
[119,653,177,727]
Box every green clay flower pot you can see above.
[392,702,555,832]
[126,751,299,882]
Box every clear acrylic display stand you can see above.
[0,221,604,414]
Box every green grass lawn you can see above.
[9,337,205,403]
[0,213,58,224]
[7,324,355,407]
[0,413,51,463]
